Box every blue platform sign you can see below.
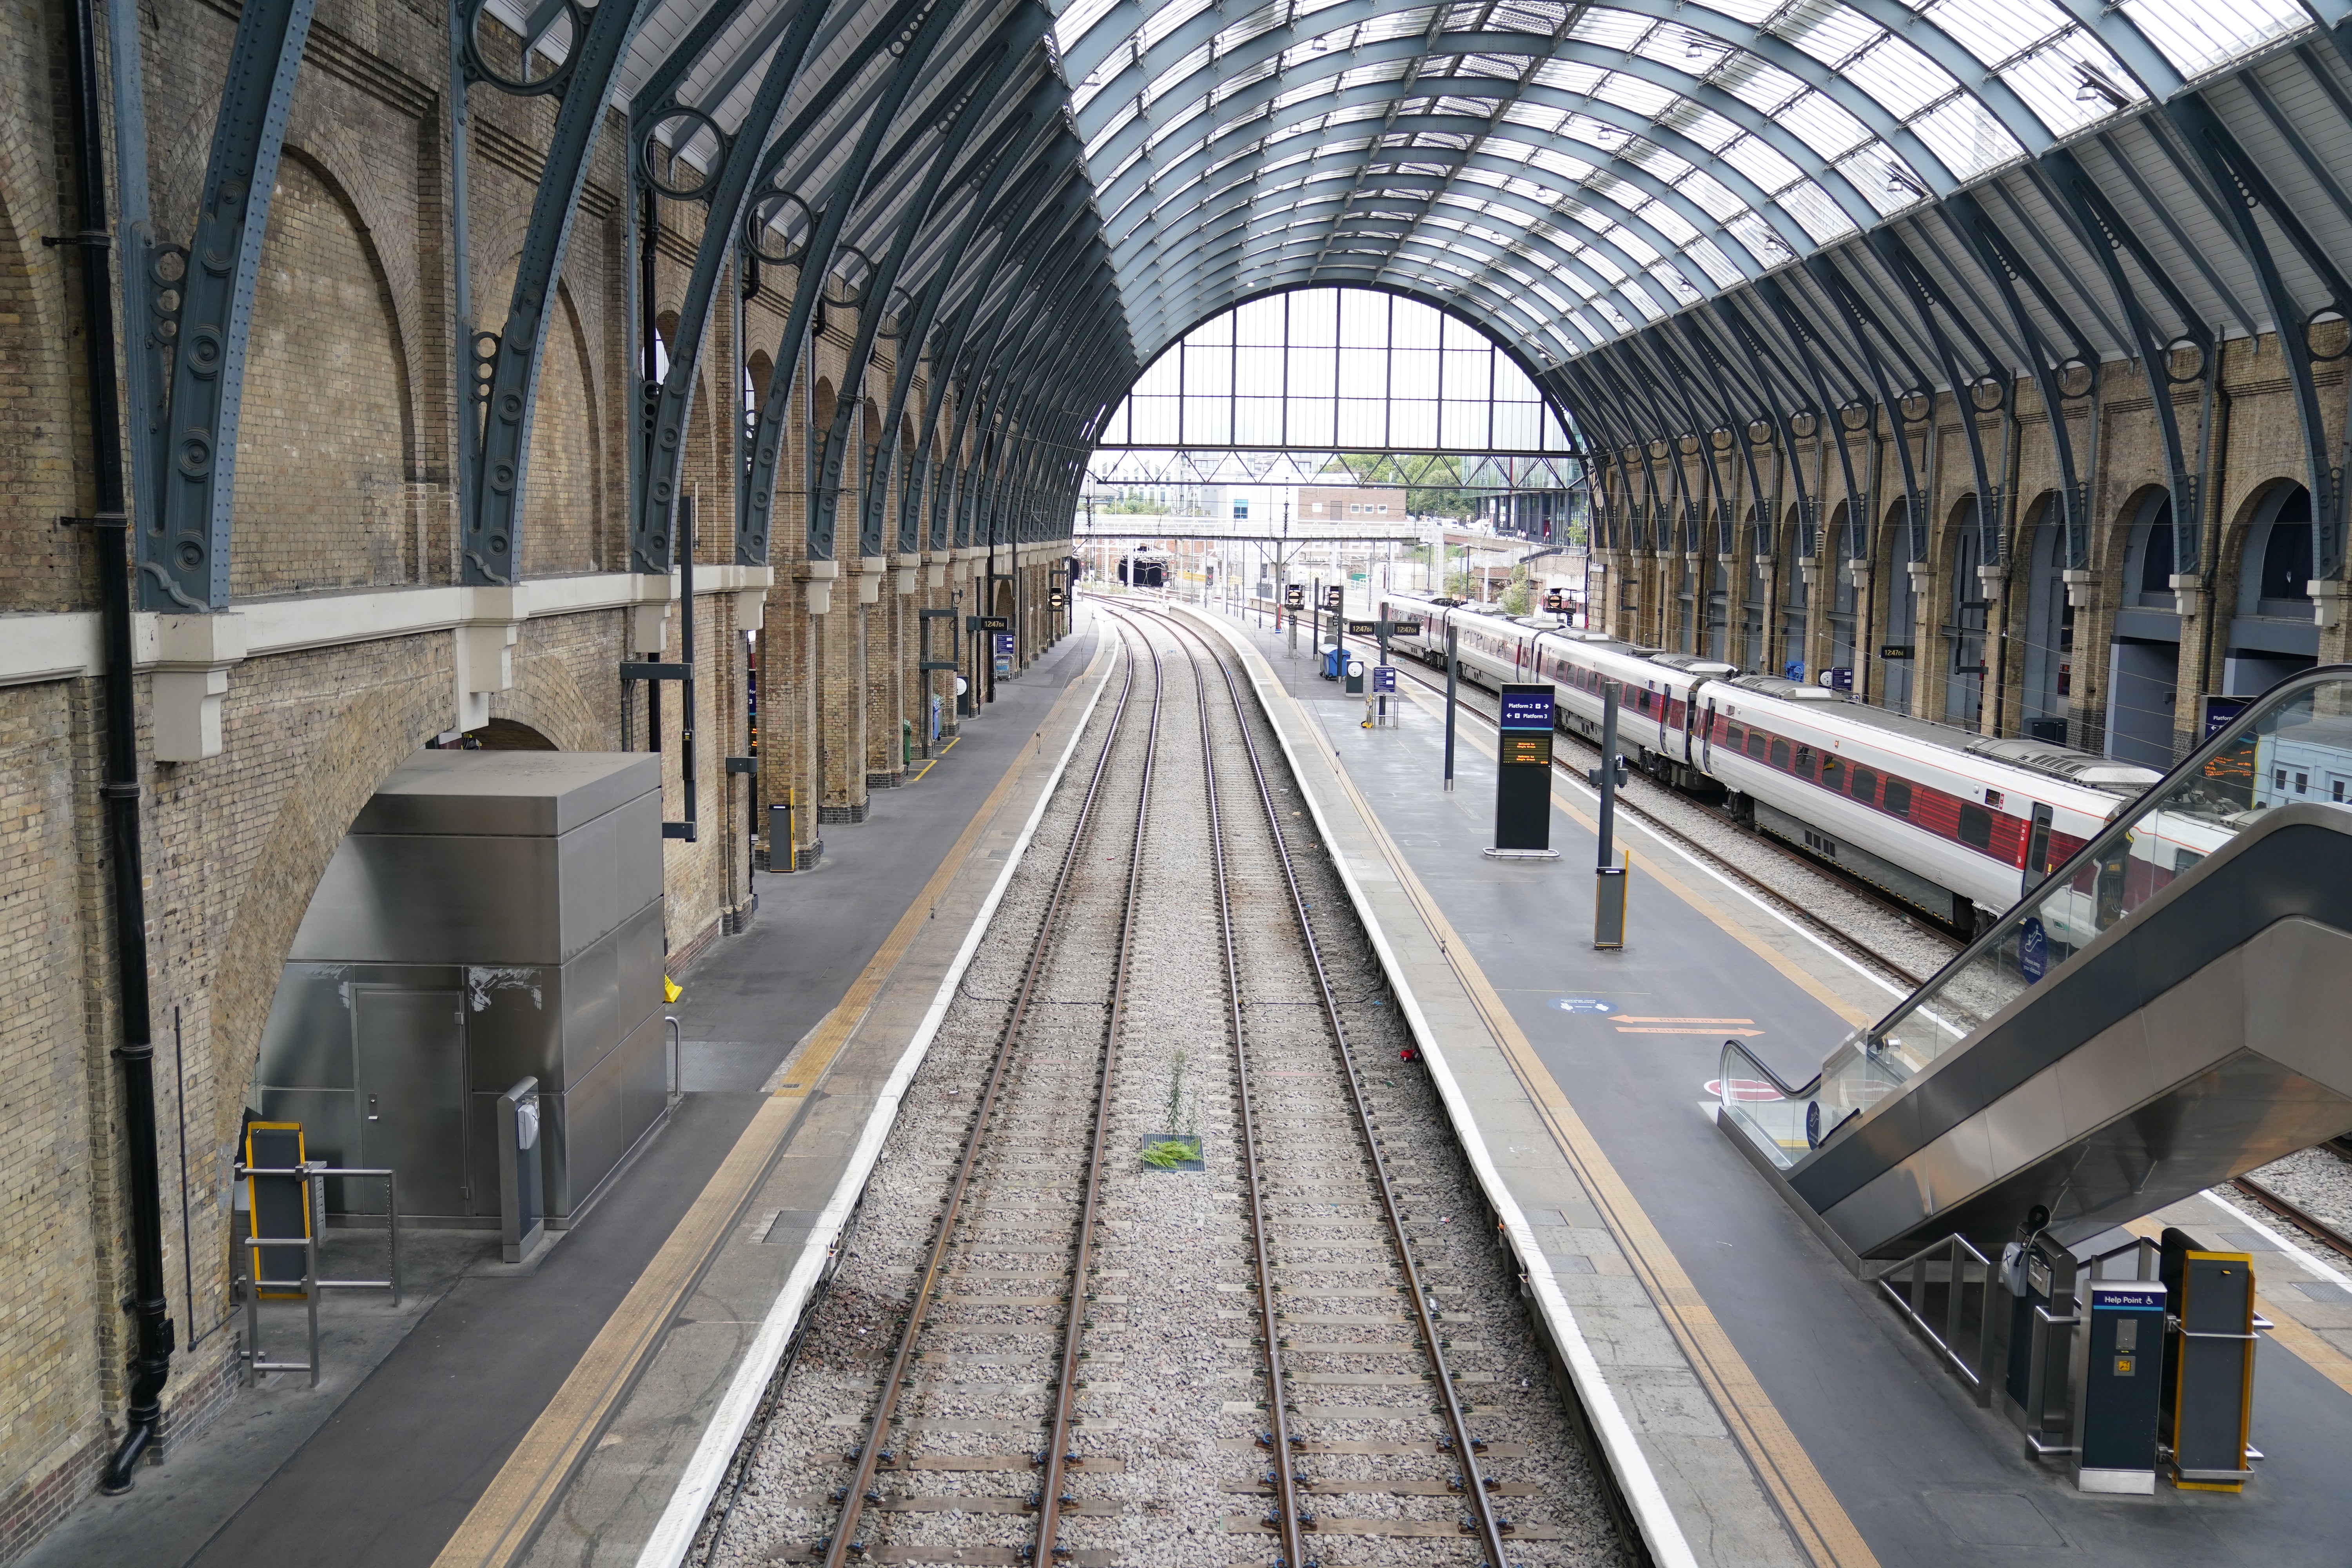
[1372,665,1396,693]
[2018,916,2048,984]
[1498,689,1554,730]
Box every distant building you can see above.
[1298,486,1403,521]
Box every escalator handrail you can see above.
[1720,1036,1821,1100]
[1853,662,2352,1048]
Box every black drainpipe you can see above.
[60,0,173,1493]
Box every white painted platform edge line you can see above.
[2195,1189,2352,1292]
[632,622,1120,1568]
[1173,605,1701,1568]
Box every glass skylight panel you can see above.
[1644,201,1699,247]
[1652,100,1743,154]
[1838,144,1924,215]
[1138,0,1214,53]
[1999,36,2141,135]
[1566,8,1649,51]
[1719,57,1809,119]
[1087,98,1140,159]
[1913,0,2073,69]
[1361,7,1441,42]
[1777,90,1874,160]
[1841,33,1958,120]
[1650,263,1703,304]
[1767,0,1881,70]
[1594,73,1679,120]
[1054,0,1127,56]
[1144,43,1211,106]
[1532,58,1608,94]
[1726,209,1790,260]
[1685,236,1745,286]
[2120,0,2305,75]
[1908,93,2023,180]
[1719,134,1802,194]
[1777,178,1856,241]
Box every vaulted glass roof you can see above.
[1052,0,2314,367]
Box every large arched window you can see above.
[1825,506,1858,676]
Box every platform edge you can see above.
[628,620,1123,1568]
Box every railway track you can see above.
[699,607,1622,1568]
[1309,620,1954,993]
[2231,1174,2352,1265]
[1129,603,1514,1568]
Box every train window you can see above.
[1820,753,1840,780]
[1849,766,1877,804]
[1791,745,1815,780]
[1884,778,1912,815]
[1768,737,1789,769]
[1725,722,1744,748]
[1958,802,1994,849]
[1749,730,1768,760]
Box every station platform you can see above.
[1174,598,2352,1568]
[21,612,1115,1568]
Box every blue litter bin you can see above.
[1322,646,1345,679]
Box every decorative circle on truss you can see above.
[1708,426,1733,452]
[2056,358,2096,399]
[745,191,811,266]
[2305,308,2352,364]
[465,0,582,96]
[1837,399,1873,434]
[1898,389,1932,423]
[1789,410,1818,439]
[876,285,917,340]
[830,246,877,308]
[178,541,204,568]
[184,323,224,377]
[1967,376,2006,413]
[2163,336,2208,386]
[640,107,728,201]
[491,460,515,493]
[175,430,213,478]
[1746,419,1773,445]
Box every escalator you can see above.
[1720,667,2352,1265]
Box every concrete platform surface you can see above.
[1183,596,2352,1568]
[21,616,1106,1568]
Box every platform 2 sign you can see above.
[1498,689,1555,730]
[1494,683,1554,853]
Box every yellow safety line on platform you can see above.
[430,655,1104,1568]
[1400,683,1873,1028]
[1310,707,1878,1568]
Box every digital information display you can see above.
[1501,734,1552,767]
[1498,690,1555,730]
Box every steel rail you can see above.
[1142,604,1516,1568]
[1356,633,1949,989]
[1034,619,1165,1564]
[818,625,1143,1568]
[1107,603,1308,1568]
[2231,1174,2352,1265]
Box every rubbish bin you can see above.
[1322,646,1345,680]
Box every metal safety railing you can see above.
[1878,1232,1995,1405]
[235,1163,401,1387]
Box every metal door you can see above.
[351,988,467,1216]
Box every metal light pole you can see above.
[1595,679,1626,948]
[1443,622,1459,791]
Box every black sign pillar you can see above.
[1594,680,1626,947]
[1443,623,1459,792]
[1485,684,1558,860]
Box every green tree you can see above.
[1326,454,1480,519]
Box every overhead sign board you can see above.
[969,615,1011,632]
[1284,585,1305,608]
[1497,688,1555,730]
